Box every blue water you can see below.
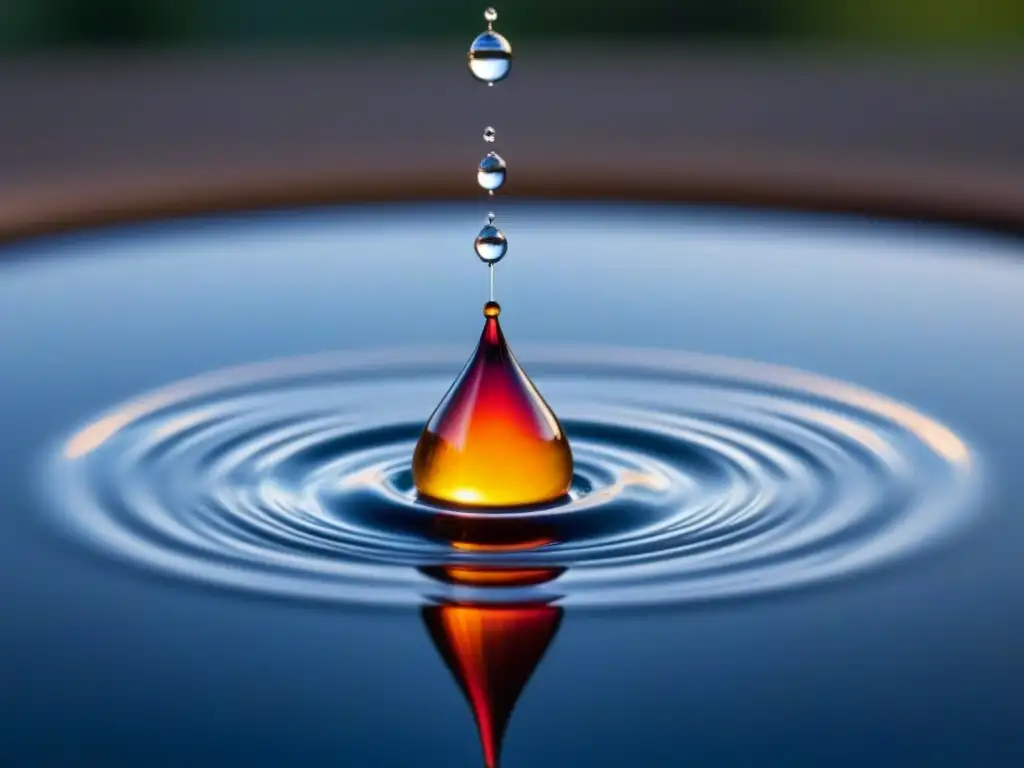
[1,203,1022,764]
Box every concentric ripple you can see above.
[46,347,979,609]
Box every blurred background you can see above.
[3,0,1024,48]
[0,0,1021,235]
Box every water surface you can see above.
[1,203,1022,765]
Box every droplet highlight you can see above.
[468,31,512,84]
[477,152,507,192]
[475,225,508,264]
[412,308,574,508]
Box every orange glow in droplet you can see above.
[413,306,573,508]
[423,601,563,768]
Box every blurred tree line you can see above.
[1,0,1022,49]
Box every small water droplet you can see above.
[484,8,498,24]
[475,225,507,264]
[487,212,496,224]
[483,126,496,143]
[468,31,512,84]
[483,300,501,318]
[478,152,507,192]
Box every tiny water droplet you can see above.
[478,151,507,192]
[468,31,512,84]
[484,8,498,23]
[483,126,496,143]
[487,212,496,224]
[475,225,507,264]
[483,300,501,318]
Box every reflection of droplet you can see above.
[475,225,507,264]
[413,306,573,507]
[429,509,559,552]
[477,152,507,192]
[483,126,496,143]
[423,600,562,768]
[420,564,565,589]
[468,31,512,84]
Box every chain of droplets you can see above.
[469,7,511,302]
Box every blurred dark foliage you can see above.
[1,0,1023,49]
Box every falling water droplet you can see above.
[423,597,563,768]
[478,152,507,192]
[475,225,507,264]
[484,7,498,24]
[483,126,496,143]
[412,305,573,507]
[468,31,512,84]
[487,212,496,224]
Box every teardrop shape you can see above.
[423,600,563,768]
[413,307,573,508]
[475,224,507,263]
[477,152,507,192]
[468,31,513,84]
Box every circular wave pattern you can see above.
[48,347,978,609]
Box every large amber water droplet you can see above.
[413,304,573,507]
[423,599,563,768]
